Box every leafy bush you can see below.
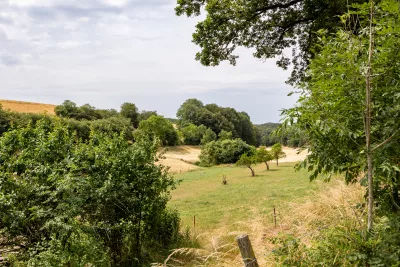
[137,115,179,146]
[0,119,179,266]
[199,138,255,166]
[271,214,400,266]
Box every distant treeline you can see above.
[255,123,308,147]
[0,99,306,147]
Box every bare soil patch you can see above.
[159,146,201,173]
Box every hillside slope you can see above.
[0,100,56,115]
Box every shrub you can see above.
[199,138,255,166]
[0,119,178,266]
[137,115,179,146]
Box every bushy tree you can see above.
[137,115,179,146]
[120,102,139,128]
[218,130,233,140]
[271,143,286,166]
[199,138,255,166]
[256,147,274,170]
[0,119,178,266]
[200,128,217,145]
[236,153,258,177]
[181,123,207,145]
[177,98,257,145]
[138,110,158,122]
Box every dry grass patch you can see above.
[0,100,56,115]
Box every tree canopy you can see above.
[175,0,368,84]
[177,98,257,145]
[282,0,400,225]
[137,115,180,146]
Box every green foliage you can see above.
[282,0,400,205]
[180,123,207,145]
[120,102,139,128]
[200,127,217,145]
[176,98,257,145]
[255,123,307,147]
[137,115,179,146]
[271,143,286,166]
[55,100,105,121]
[0,119,179,266]
[236,153,258,176]
[218,130,232,140]
[255,147,274,170]
[199,138,255,166]
[271,214,400,266]
[138,110,157,122]
[175,0,368,84]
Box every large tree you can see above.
[175,0,368,84]
[283,0,400,229]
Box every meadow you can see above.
[169,162,321,233]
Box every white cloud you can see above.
[0,0,296,123]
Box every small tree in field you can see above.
[271,143,286,166]
[256,147,273,170]
[236,153,257,177]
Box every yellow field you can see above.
[0,99,56,115]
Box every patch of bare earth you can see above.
[158,146,201,174]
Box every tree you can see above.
[137,115,179,146]
[200,127,217,145]
[256,147,274,170]
[175,0,368,84]
[54,100,80,118]
[181,123,205,145]
[271,143,286,166]
[282,0,400,230]
[138,110,158,122]
[177,98,257,145]
[236,153,257,177]
[0,119,178,266]
[120,102,139,128]
[218,130,233,140]
[199,138,255,166]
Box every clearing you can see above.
[0,100,56,115]
[160,145,307,173]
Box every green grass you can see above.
[169,162,322,232]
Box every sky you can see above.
[0,0,298,124]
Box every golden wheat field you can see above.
[0,99,56,115]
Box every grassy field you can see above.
[169,162,321,233]
[0,100,56,115]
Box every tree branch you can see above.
[371,128,400,152]
[254,0,305,15]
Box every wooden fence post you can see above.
[236,234,259,267]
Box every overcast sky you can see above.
[0,0,298,123]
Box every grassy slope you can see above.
[169,162,321,233]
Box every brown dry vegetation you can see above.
[0,100,56,115]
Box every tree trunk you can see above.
[366,0,374,232]
[276,159,279,166]
[248,166,255,177]
[265,162,270,170]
